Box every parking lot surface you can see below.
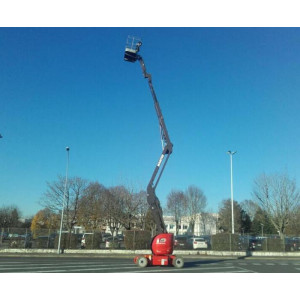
[0,256,300,273]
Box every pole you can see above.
[57,147,70,254]
[230,154,234,234]
[227,151,236,234]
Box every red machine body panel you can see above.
[134,254,176,266]
[151,233,174,255]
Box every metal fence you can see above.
[1,228,300,252]
[172,233,300,252]
[0,227,107,250]
[0,228,143,250]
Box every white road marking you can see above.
[32,266,138,273]
[0,263,134,272]
[35,269,68,272]
[235,266,257,273]
[222,270,250,273]
[132,266,237,273]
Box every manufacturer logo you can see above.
[156,238,166,244]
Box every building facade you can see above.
[163,213,218,236]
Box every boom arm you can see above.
[124,37,173,235]
[137,56,173,235]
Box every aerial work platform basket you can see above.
[124,36,142,62]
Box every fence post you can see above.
[0,228,3,244]
[24,228,27,248]
[92,230,94,249]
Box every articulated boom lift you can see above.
[124,36,184,268]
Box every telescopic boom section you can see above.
[124,37,173,235]
[137,56,173,235]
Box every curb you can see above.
[1,248,300,258]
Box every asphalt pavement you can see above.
[0,255,299,273]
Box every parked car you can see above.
[116,234,124,241]
[76,233,84,243]
[249,237,265,251]
[19,233,32,240]
[0,232,9,240]
[174,235,189,249]
[292,238,300,251]
[285,237,300,251]
[200,235,212,249]
[102,233,112,242]
[105,237,120,248]
[238,236,252,250]
[187,237,209,250]
[8,233,20,238]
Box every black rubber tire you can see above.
[172,257,184,268]
[137,256,148,268]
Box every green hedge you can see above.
[8,237,32,249]
[35,237,53,249]
[82,233,102,249]
[124,230,151,250]
[211,233,240,251]
[9,237,24,248]
[54,233,79,249]
[262,238,284,252]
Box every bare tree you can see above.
[77,182,107,231]
[132,190,149,230]
[285,205,300,236]
[166,189,187,235]
[40,176,88,232]
[240,199,259,222]
[144,209,156,237]
[252,173,300,238]
[0,205,21,228]
[101,187,122,237]
[200,212,217,235]
[108,185,147,232]
[184,185,207,235]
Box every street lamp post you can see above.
[227,150,237,234]
[57,147,70,254]
[261,223,264,237]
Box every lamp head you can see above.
[227,150,237,155]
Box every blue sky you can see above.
[1,27,300,218]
